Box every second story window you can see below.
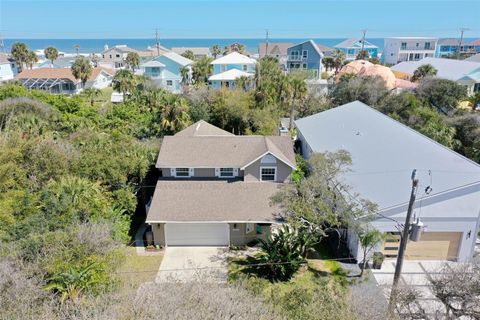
[175,168,191,177]
[220,168,234,177]
[302,50,308,59]
[290,50,300,60]
[242,64,247,71]
[260,167,276,181]
[401,42,407,50]
[424,42,431,50]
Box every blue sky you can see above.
[1,0,479,39]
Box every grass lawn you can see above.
[117,247,163,294]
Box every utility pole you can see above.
[458,27,469,57]
[155,28,160,56]
[388,169,419,314]
[265,29,269,57]
[360,29,367,54]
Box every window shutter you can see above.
[215,168,220,177]
[233,168,239,176]
[170,168,175,176]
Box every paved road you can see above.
[155,247,228,283]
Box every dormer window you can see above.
[174,168,192,177]
[220,168,234,177]
[260,167,276,181]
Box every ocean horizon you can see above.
[4,38,478,55]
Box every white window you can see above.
[242,64,247,71]
[219,168,234,177]
[260,167,276,181]
[261,154,277,164]
[246,223,254,234]
[174,168,191,177]
[302,63,307,69]
[290,50,300,60]
[116,54,120,58]
[166,80,173,86]
[302,50,308,58]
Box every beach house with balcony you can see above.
[383,37,438,65]
[140,52,193,93]
[334,38,379,61]
[208,52,256,89]
[286,40,326,78]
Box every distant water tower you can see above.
[104,43,109,51]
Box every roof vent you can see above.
[355,131,362,136]
[195,123,201,132]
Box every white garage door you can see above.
[165,223,230,246]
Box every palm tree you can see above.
[180,66,190,86]
[355,50,370,60]
[236,75,253,91]
[112,69,136,101]
[71,56,93,89]
[82,88,101,106]
[11,42,29,71]
[44,46,59,66]
[332,49,346,74]
[160,95,191,134]
[90,53,99,67]
[125,52,140,72]
[26,51,38,69]
[288,76,307,129]
[45,262,97,303]
[192,56,213,84]
[358,228,384,277]
[321,57,335,72]
[181,50,195,61]
[211,45,221,59]
[412,64,438,82]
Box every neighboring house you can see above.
[391,57,480,95]
[286,40,325,78]
[334,38,379,61]
[145,120,296,246]
[0,53,18,82]
[15,67,113,94]
[295,101,480,262]
[383,37,438,65]
[140,51,193,93]
[208,52,256,89]
[258,42,293,70]
[171,47,211,59]
[36,56,77,69]
[101,45,136,69]
[435,38,476,57]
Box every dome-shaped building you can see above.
[357,64,397,89]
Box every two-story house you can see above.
[383,37,438,65]
[334,38,379,61]
[208,52,256,89]
[140,52,193,93]
[286,40,325,78]
[435,38,476,58]
[145,120,296,247]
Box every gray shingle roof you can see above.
[156,135,296,169]
[390,57,480,81]
[295,101,480,211]
[146,180,282,222]
[175,120,234,137]
[258,42,293,57]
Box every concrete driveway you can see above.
[372,260,456,314]
[155,247,228,283]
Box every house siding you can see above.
[229,223,270,246]
[243,157,292,182]
[152,223,166,246]
[287,41,323,78]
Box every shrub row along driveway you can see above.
[155,247,228,283]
